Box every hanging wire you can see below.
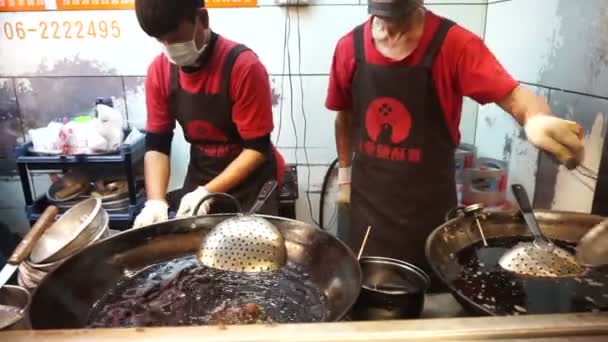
[275,8,290,147]
[574,164,598,181]
[295,2,320,226]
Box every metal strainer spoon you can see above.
[196,180,286,273]
[498,184,585,278]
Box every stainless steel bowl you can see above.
[28,211,109,270]
[29,198,105,264]
[46,171,91,203]
[102,190,143,212]
[20,211,110,290]
[92,180,129,203]
[102,196,130,210]
[0,285,31,330]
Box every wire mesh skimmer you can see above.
[498,184,586,278]
[194,180,287,273]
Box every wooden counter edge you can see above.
[2,313,608,342]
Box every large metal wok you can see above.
[426,208,608,316]
[28,215,362,329]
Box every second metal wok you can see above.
[426,208,608,316]
[28,214,362,329]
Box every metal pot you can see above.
[0,285,31,330]
[28,214,362,329]
[351,257,430,321]
[426,207,607,316]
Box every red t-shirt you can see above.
[145,35,285,183]
[325,11,519,144]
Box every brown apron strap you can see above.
[169,63,180,92]
[219,44,250,97]
[421,19,455,68]
[353,24,366,65]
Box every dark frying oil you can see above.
[452,237,608,315]
[86,256,326,328]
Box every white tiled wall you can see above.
[0,1,489,234]
[481,0,607,211]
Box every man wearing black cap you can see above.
[327,0,585,281]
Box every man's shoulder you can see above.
[146,53,170,82]
[216,35,264,72]
[338,19,369,49]
[436,13,483,48]
[426,11,485,63]
[332,19,369,63]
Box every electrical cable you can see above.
[575,165,598,181]
[570,169,596,192]
[285,7,298,168]
[295,3,320,227]
[275,9,290,146]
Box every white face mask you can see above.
[164,18,209,67]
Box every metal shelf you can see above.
[14,129,146,229]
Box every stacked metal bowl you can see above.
[47,172,142,213]
[17,198,109,290]
[91,180,143,213]
[46,171,92,210]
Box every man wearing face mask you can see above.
[327,0,585,281]
[132,0,284,228]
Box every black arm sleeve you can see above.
[242,134,272,154]
[145,131,174,156]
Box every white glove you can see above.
[337,167,351,205]
[177,186,212,217]
[133,200,169,228]
[524,115,584,169]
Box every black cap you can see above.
[368,0,422,19]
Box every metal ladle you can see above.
[498,184,585,278]
[195,180,286,273]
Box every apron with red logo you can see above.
[169,43,278,214]
[349,19,457,280]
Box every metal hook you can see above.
[192,193,242,216]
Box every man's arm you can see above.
[454,34,584,168]
[496,85,584,168]
[326,34,356,197]
[144,150,171,201]
[203,53,274,193]
[143,56,176,202]
[336,110,354,168]
[204,149,265,193]
[496,85,550,125]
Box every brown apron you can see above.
[349,19,457,288]
[168,40,278,215]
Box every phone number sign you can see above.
[0,0,257,11]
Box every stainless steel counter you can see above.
[3,312,607,341]
[3,292,606,341]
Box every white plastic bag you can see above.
[92,104,124,151]
[28,122,63,152]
